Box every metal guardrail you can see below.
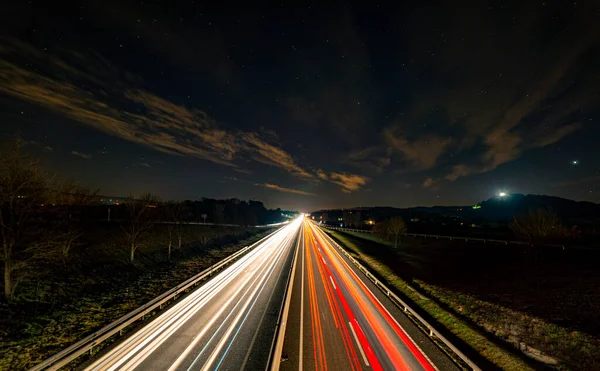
[321,225,567,249]
[29,227,284,371]
[316,225,481,371]
[267,226,302,371]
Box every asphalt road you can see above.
[84,219,302,371]
[279,219,459,371]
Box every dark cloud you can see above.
[0,38,324,181]
[328,172,370,193]
[1,1,598,208]
[384,128,452,172]
[345,146,391,174]
[390,1,600,186]
[240,133,314,179]
[71,151,91,159]
[255,183,315,196]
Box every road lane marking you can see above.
[313,225,431,371]
[348,321,370,367]
[91,238,275,371]
[299,224,304,371]
[199,230,295,371]
[329,276,336,290]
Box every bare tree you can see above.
[164,201,189,260]
[50,181,97,260]
[166,222,174,261]
[123,193,159,263]
[373,221,389,241]
[386,217,407,247]
[213,203,225,224]
[0,139,54,300]
[510,208,565,245]
[171,201,189,250]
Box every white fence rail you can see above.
[321,225,567,248]
[28,228,283,371]
[317,225,481,371]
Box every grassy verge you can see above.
[0,227,272,370]
[325,229,537,371]
[326,229,600,370]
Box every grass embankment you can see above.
[326,229,600,370]
[0,224,273,370]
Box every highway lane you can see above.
[280,219,458,371]
[85,218,302,371]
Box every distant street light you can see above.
[498,192,507,198]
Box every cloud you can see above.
[345,147,391,174]
[0,37,315,180]
[533,123,582,148]
[422,177,437,188]
[383,2,599,182]
[240,133,313,179]
[71,151,91,159]
[233,167,252,175]
[316,169,329,180]
[384,128,451,171]
[328,172,370,193]
[255,183,315,196]
[445,164,476,182]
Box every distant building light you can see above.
[472,204,481,209]
[498,192,507,198]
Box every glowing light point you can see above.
[572,160,579,165]
[498,192,507,197]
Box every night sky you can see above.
[1,1,599,211]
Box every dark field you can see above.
[0,222,272,370]
[327,229,600,370]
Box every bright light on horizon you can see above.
[498,192,507,197]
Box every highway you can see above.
[279,219,459,371]
[84,218,302,371]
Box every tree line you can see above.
[372,209,567,251]
[0,139,289,301]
